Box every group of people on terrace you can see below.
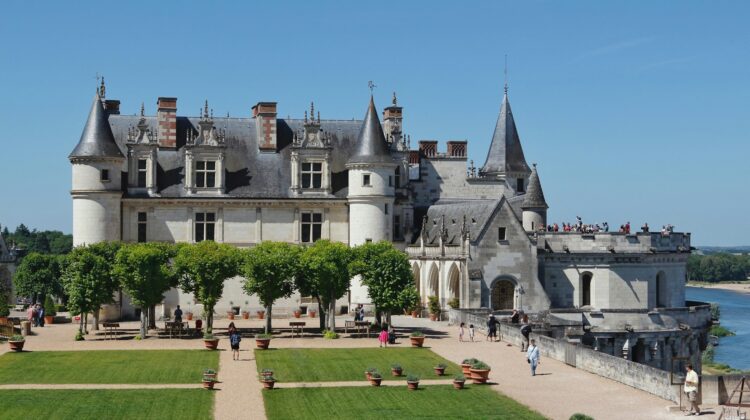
[541,216,676,236]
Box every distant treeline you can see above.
[1,224,73,256]
[688,253,750,282]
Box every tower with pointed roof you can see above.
[69,92,125,246]
[521,164,548,232]
[347,96,397,304]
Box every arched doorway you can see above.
[491,279,515,310]
[412,263,421,295]
[656,271,667,307]
[428,264,439,297]
[447,264,460,302]
[581,272,593,307]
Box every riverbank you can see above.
[687,281,750,294]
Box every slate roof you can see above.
[420,200,500,245]
[522,164,548,209]
[348,96,394,165]
[107,114,364,198]
[69,94,125,159]
[479,92,530,176]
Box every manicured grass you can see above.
[0,350,219,384]
[263,385,546,420]
[0,389,213,420]
[255,348,460,382]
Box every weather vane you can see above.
[368,80,376,94]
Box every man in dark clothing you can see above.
[486,314,498,342]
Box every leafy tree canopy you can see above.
[350,241,413,316]
[13,252,64,299]
[242,241,301,307]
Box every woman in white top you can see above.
[526,339,540,376]
[683,364,700,415]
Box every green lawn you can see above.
[0,350,219,384]
[0,389,213,420]
[263,385,546,420]
[255,348,460,382]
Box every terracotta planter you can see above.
[469,368,490,384]
[203,372,217,381]
[410,336,425,347]
[256,338,271,350]
[260,371,273,379]
[293,311,301,319]
[204,339,219,350]
[391,368,403,377]
[429,313,437,321]
[308,310,316,318]
[227,313,235,320]
[242,312,250,320]
[202,380,215,390]
[365,371,373,380]
[453,380,465,390]
[461,363,472,376]
[9,340,25,352]
[369,378,382,387]
[186,313,193,321]
[44,316,54,325]
[261,380,275,390]
[257,311,265,320]
[411,311,418,318]
[407,381,419,390]
[434,366,446,376]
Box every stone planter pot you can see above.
[256,338,271,350]
[44,316,54,325]
[369,378,382,387]
[453,380,465,390]
[407,381,419,390]
[391,368,402,377]
[204,339,219,350]
[261,380,275,390]
[293,311,301,319]
[434,366,446,376]
[202,380,215,390]
[410,336,425,347]
[9,340,25,352]
[461,363,472,376]
[242,312,250,320]
[469,368,490,384]
[257,311,265,320]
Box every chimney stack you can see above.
[104,100,120,115]
[447,141,467,157]
[157,97,177,148]
[252,102,277,152]
[419,140,438,157]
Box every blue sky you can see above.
[0,1,747,246]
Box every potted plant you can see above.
[202,374,217,390]
[427,296,441,321]
[186,311,194,321]
[453,374,466,390]
[447,297,460,310]
[391,363,403,377]
[8,335,25,352]
[44,295,56,325]
[203,331,219,350]
[242,310,250,320]
[461,358,478,377]
[369,371,382,387]
[308,309,316,318]
[260,368,274,379]
[260,374,276,390]
[406,374,420,390]
[203,368,217,381]
[364,367,378,380]
[256,310,265,320]
[256,333,272,349]
[434,363,447,376]
[469,360,491,384]
[293,308,302,319]
[410,331,425,347]
[0,303,10,323]
[411,303,422,318]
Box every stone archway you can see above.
[428,263,439,297]
[447,264,460,301]
[412,263,421,296]
[491,278,515,310]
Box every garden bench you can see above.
[165,321,188,338]
[289,321,306,338]
[102,322,120,340]
[344,321,371,337]
[0,318,13,339]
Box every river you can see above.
[686,286,750,371]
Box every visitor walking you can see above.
[27,304,36,328]
[459,322,465,342]
[486,314,498,342]
[684,364,701,415]
[37,303,45,327]
[468,324,475,342]
[228,322,241,361]
[520,314,532,351]
[527,339,540,376]
[378,324,389,348]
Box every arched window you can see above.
[656,271,667,308]
[581,272,593,307]
[491,279,515,310]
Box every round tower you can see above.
[69,92,125,246]
[347,96,397,304]
[521,164,548,232]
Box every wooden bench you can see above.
[165,321,188,338]
[102,322,120,340]
[344,321,371,337]
[0,318,14,339]
[289,321,306,338]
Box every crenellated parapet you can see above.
[539,232,691,255]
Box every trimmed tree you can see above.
[61,247,109,334]
[242,241,301,334]
[114,243,176,339]
[173,241,241,332]
[350,241,413,325]
[85,241,123,331]
[13,252,63,303]
[297,240,352,331]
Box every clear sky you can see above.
[0,1,747,246]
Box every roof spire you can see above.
[100,76,106,99]
[68,93,124,159]
[347,95,392,165]
[522,163,548,209]
[310,102,315,121]
[392,91,397,106]
[368,80,376,94]
[140,102,145,117]
[504,55,508,94]
[479,82,530,177]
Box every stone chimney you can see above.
[419,140,438,157]
[104,100,120,115]
[157,97,177,148]
[447,141,467,157]
[382,101,403,145]
[253,102,277,152]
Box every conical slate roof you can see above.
[522,164,548,209]
[480,92,530,176]
[348,96,392,165]
[69,94,124,159]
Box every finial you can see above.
[203,100,209,119]
[210,108,213,119]
[100,76,106,98]
[392,91,397,106]
[368,80,376,94]
[304,110,308,122]
[504,54,508,94]
[310,102,315,121]
[532,162,537,168]
[140,102,145,117]
[317,111,320,123]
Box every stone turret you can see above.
[522,164,548,232]
[69,92,124,246]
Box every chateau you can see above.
[69,80,710,372]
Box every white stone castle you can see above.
[70,80,710,371]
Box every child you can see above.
[468,324,475,342]
[459,322,465,342]
[228,322,241,361]
[378,323,389,348]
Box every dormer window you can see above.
[196,161,216,188]
[137,159,147,187]
[301,162,322,189]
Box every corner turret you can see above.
[521,164,548,232]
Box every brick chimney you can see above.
[419,140,438,157]
[157,97,177,148]
[408,150,420,164]
[252,102,277,151]
[104,100,120,115]
[447,141,467,157]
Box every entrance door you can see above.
[491,280,514,310]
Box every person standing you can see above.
[468,324,475,342]
[378,323,389,348]
[520,314,532,351]
[37,303,45,328]
[684,364,701,415]
[459,322,465,342]
[228,322,241,361]
[527,339,540,376]
[174,305,183,323]
[27,304,36,328]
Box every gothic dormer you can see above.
[184,100,226,196]
[125,103,159,196]
[291,102,333,196]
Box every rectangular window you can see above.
[100,169,110,182]
[196,161,216,188]
[395,167,401,188]
[137,212,147,243]
[363,174,371,186]
[137,159,147,187]
[394,215,401,240]
[516,178,524,193]
[388,176,393,187]
[301,212,323,243]
[384,204,389,215]
[195,212,216,242]
[498,227,507,241]
[301,162,323,189]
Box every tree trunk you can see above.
[92,308,100,331]
[328,299,336,331]
[79,314,84,334]
[265,305,272,334]
[206,305,214,332]
[148,305,156,329]
[375,308,382,326]
[316,297,326,331]
[139,309,147,339]
[83,312,88,334]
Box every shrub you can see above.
[702,344,715,364]
[406,374,420,382]
[371,372,382,379]
[447,297,460,309]
[410,331,424,337]
[436,363,447,369]
[710,303,720,321]
[391,363,402,370]
[202,375,217,383]
[323,330,339,339]
[10,335,24,342]
[710,325,735,337]
[204,369,216,375]
[454,374,466,381]
[462,358,479,365]
[44,295,57,316]
[0,304,9,317]
[427,295,441,315]
[256,333,273,339]
[261,368,273,376]
[471,360,490,370]
[203,332,216,340]
[366,367,378,374]
[570,414,594,420]
[55,304,67,313]
[260,375,276,382]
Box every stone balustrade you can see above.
[538,232,691,254]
